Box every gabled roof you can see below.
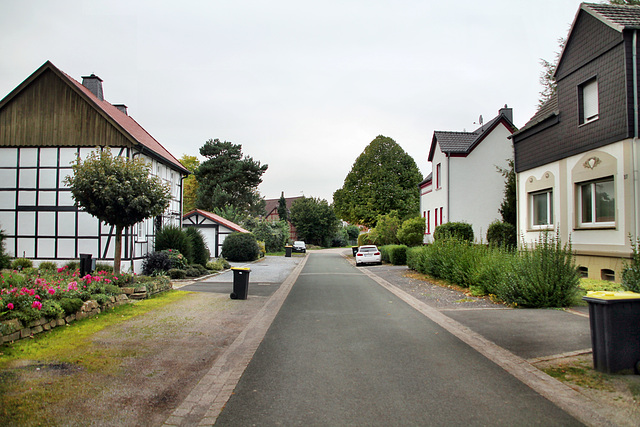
[419,172,432,188]
[428,108,516,162]
[264,195,304,217]
[0,61,188,174]
[554,3,640,79]
[183,209,249,233]
[582,2,640,32]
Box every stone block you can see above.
[56,318,66,326]
[43,323,51,331]
[20,328,31,339]
[76,312,87,320]
[32,325,43,334]
[121,287,135,295]
[1,319,22,335]
[65,314,76,323]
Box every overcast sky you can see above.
[0,0,584,202]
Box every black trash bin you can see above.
[79,253,94,277]
[352,246,359,257]
[583,291,640,374]
[285,246,292,257]
[230,267,250,300]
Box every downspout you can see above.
[447,155,450,224]
[633,30,640,239]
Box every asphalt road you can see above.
[214,252,581,426]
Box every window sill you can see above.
[579,116,599,127]
[574,224,616,231]
[527,225,554,232]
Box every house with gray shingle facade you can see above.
[420,106,516,243]
[0,61,188,272]
[511,3,640,281]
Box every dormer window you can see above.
[579,78,599,125]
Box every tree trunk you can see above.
[114,224,123,275]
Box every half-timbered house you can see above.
[0,61,188,272]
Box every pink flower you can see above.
[32,301,42,310]
[7,303,14,310]
[48,288,55,295]
[34,295,41,300]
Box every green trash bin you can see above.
[285,245,292,257]
[230,267,251,300]
[583,291,640,374]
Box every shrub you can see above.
[41,300,65,320]
[257,241,266,258]
[380,245,408,265]
[142,251,172,275]
[332,228,349,247]
[221,233,260,262]
[185,227,210,266]
[373,212,402,246]
[358,231,377,246]
[407,246,427,272]
[346,225,360,243]
[168,268,187,279]
[0,228,10,269]
[60,298,84,315]
[65,260,79,272]
[495,232,580,308]
[38,261,58,272]
[622,236,640,293]
[155,225,193,263]
[486,221,517,248]
[207,258,230,271]
[251,220,289,253]
[185,266,201,277]
[94,262,114,273]
[11,258,33,270]
[433,222,474,242]
[397,216,426,246]
[91,293,110,306]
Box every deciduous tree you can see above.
[65,148,171,274]
[290,197,339,246]
[333,135,421,227]
[180,154,200,215]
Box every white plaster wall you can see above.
[449,124,513,242]
[518,162,560,245]
[422,144,448,242]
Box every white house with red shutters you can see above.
[420,106,516,243]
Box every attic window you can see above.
[579,78,599,125]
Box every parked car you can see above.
[293,241,306,253]
[355,245,382,266]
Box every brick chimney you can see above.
[81,74,104,101]
[113,104,128,115]
[499,104,513,123]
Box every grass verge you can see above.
[0,290,192,425]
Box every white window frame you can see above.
[578,177,615,228]
[136,221,147,242]
[580,78,599,125]
[530,189,553,230]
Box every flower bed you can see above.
[0,266,172,345]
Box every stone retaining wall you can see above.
[1,294,131,345]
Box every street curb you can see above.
[163,255,309,427]
[360,267,614,427]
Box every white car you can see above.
[293,241,306,253]
[355,245,382,266]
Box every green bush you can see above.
[0,228,10,269]
[250,220,289,253]
[38,261,58,272]
[142,251,172,275]
[433,222,474,242]
[206,258,230,271]
[358,231,377,246]
[346,225,360,243]
[380,245,408,265]
[185,266,201,277]
[257,241,266,258]
[486,220,517,248]
[495,232,580,308]
[190,264,210,276]
[397,216,426,246]
[94,262,114,273]
[91,293,110,306]
[622,236,640,293]
[168,268,187,279]
[41,300,65,319]
[221,233,260,262]
[373,212,401,246]
[185,227,210,266]
[332,228,349,247]
[64,261,79,272]
[11,258,33,270]
[155,225,193,263]
[60,298,84,315]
